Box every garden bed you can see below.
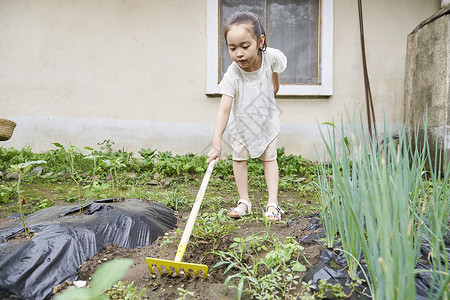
[2,130,447,300]
[0,182,325,299]
[0,144,329,299]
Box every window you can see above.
[206,0,333,96]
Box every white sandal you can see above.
[265,203,284,222]
[228,199,252,219]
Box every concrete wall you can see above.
[0,0,441,160]
[405,11,449,168]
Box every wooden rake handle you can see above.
[174,159,215,262]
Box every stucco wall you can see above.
[405,12,449,170]
[0,0,441,160]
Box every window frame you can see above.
[206,0,333,96]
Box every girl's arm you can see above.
[272,72,280,96]
[207,94,233,164]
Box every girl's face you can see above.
[226,24,265,72]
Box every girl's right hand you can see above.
[206,144,221,164]
[207,94,232,165]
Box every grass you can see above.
[0,143,319,220]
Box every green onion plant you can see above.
[419,135,450,299]
[317,117,449,300]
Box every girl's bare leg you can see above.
[262,160,279,214]
[229,160,250,216]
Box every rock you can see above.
[72,280,87,288]
[105,173,114,181]
[163,178,171,187]
[52,284,61,295]
[32,167,44,176]
[42,172,54,178]
[293,177,306,183]
[6,171,19,180]
[126,172,137,179]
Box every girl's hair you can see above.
[224,11,267,51]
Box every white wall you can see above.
[0,0,441,159]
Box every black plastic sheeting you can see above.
[302,246,371,299]
[296,217,449,299]
[0,199,177,300]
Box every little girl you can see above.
[206,11,287,222]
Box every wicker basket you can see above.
[0,118,17,141]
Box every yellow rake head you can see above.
[146,257,208,279]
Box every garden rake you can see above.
[146,159,215,279]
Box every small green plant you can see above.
[161,187,190,211]
[277,147,318,178]
[154,152,206,176]
[212,237,307,300]
[10,160,47,236]
[100,156,126,194]
[263,237,306,269]
[298,278,365,299]
[201,195,228,213]
[55,258,133,300]
[212,246,259,300]
[212,155,234,177]
[229,233,272,257]
[160,228,183,254]
[176,287,195,300]
[83,182,112,200]
[192,209,237,249]
[31,198,54,212]
[0,184,16,203]
[84,148,102,181]
[245,233,271,253]
[138,148,157,171]
[53,143,90,211]
[258,237,306,298]
[98,139,115,153]
[106,280,146,300]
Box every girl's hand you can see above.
[207,144,221,164]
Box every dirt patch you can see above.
[0,215,17,228]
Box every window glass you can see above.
[220,0,320,85]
